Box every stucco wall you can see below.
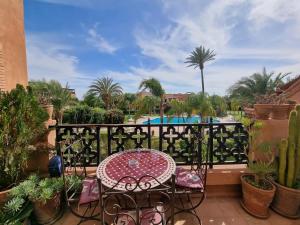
[0,0,28,91]
[288,91,300,104]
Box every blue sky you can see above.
[24,0,300,98]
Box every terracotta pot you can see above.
[41,104,54,120]
[271,104,292,120]
[240,174,276,218]
[25,150,50,175]
[254,104,272,120]
[33,192,63,225]
[0,188,11,208]
[270,180,300,219]
[244,107,255,118]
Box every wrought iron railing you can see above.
[55,121,248,168]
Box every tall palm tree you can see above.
[89,77,123,110]
[228,68,290,104]
[139,78,165,123]
[185,46,216,94]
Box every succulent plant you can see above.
[278,106,300,188]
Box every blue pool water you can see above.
[143,116,220,124]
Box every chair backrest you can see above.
[59,138,89,206]
[189,126,209,191]
[98,174,175,225]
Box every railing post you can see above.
[55,122,61,155]
[159,124,163,151]
[96,126,100,164]
[197,124,202,166]
[147,118,151,149]
[107,126,111,155]
[208,117,214,169]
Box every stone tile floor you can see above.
[55,197,299,225]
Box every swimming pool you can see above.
[143,116,220,124]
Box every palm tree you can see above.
[139,78,165,123]
[187,93,215,121]
[29,79,75,124]
[89,77,123,110]
[228,68,290,104]
[47,80,75,123]
[185,46,216,94]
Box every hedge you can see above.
[63,106,124,124]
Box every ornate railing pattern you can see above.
[55,121,248,168]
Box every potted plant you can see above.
[269,107,300,218]
[38,92,54,120]
[240,117,276,218]
[6,174,64,225]
[0,85,48,205]
[0,196,33,225]
[254,93,296,120]
[254,95,273,120]
[271,94,295,120]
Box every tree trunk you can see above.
[160,98,164,124]
[201,68,205,94]
[58,111,63,124]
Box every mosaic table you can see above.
[97,149,176,191]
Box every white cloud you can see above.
[26,33,92,98]
[86,27,118,54]
[248,0,300,27]
[112,0,300,95]
[28,0,300,96]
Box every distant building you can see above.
[0,0,28,91]
[136,91,153,98]
[163,93,190,103]
[137,91,191,103]
[63,88,77,98]
[277,76,300,103]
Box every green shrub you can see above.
[0,85,48,190]
[63,105,105,124]
[104,109,124,124]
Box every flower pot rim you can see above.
[0,188,11,194]
[269,179,300,193]
[241,174,276,193]
[41,104,53,107]
[254,104,273,107]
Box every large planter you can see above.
[33,192,63,225]
[41,104,54,120]
[270,180,300,219]
[240,174,276,218]
[254,104,272,120]
[271,104,293,120]
[0,188,11,208]
[25,150,49,175]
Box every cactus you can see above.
[278,108,300,188]
[278,139,288,186]
[295,105,300,182]
[287,142,296,187]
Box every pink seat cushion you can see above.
[175,167,204,189]
[116,207,164,225]
[78,178,99,205]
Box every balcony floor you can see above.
[55,196,299,225]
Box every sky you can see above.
[24,0,300,99]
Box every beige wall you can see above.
[0,0,28,91]
[289,91,300,104]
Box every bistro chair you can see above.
[173,132,209,224]
[98,174,176,225]
[59,139,100,224]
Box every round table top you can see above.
[97,149,176,191]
